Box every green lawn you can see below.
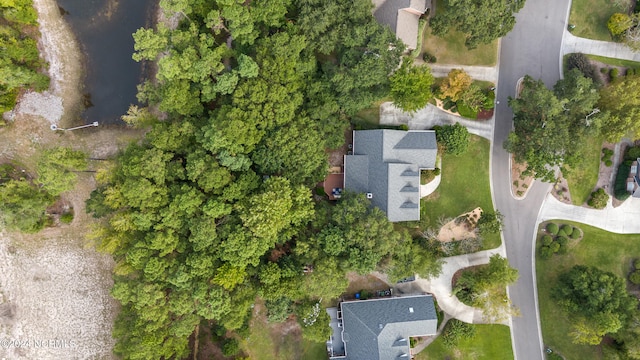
[586,54,640,68]
[352,98,390,129]
[569,0,620,41]
[420,0,498,66]
[536,221,640,360]
[416,324,513,360]
[421,135,500,249]
[563,135,604,205]
[242,303,327,360]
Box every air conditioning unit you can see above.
[366,193,373,199]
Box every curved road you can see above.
[492,0,572,359]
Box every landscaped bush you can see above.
[423,52,437,63]
[540,246,554,259]
[588,188,609,209]
[561,225,573,237]
[630,270,640,285]
[614,162,631,200]
[567,53,599,83]
[557,229,567,237]
[542,235,553,246]
[442,319,476,348]
[546,223,559,235]
[456,103,478,119]
[569,228,581,239]
[610,68,620,80]
[549,241,561,253]
[627,146,640,160]
[556,236,569,246]
[605,159,613,167]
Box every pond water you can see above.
[55,0,156,125]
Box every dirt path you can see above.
[0,1,143,358]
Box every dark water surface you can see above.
[55,0,156,125]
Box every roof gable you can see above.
[338,295,438,360]
[344,130,437,222]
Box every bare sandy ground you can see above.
[437,207,482,242]
[0,0,131,358]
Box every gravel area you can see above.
[0,1,121,359]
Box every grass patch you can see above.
[242,302,327,360]
[352,98,389,129]
[420,135,499,249]
[569,0,620,41]
[563,135,604,205]
[586,54,640,68]
[420,0,497,66]
[416,324,513,360]
[536,221,640,360]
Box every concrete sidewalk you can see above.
[379,102,493,140]
[397,245,509,326]
[562,32,640,61]
[539,194,640,233]
[427,64,498,82]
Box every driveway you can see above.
[427,64,498,82]
[379,102,493,140]
[540,195,640,233]
[492,0,572,359]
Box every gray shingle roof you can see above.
[371,0,430,50]
[336,295,438,360]
[344,130,437,222]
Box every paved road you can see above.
[492,1,572,359]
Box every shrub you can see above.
[627,146,640,160]
[561,225,573,236]
[442,319,476,348]
[570,228,581,239]
[557,229,567,237]
[546,223,559,235]
[456,103,478,119]
[540,246,554,259]
[605,159,613,167]
[558,243,569,255]
[222,338,240,357]
[398,124,409,131]
[433,168,441,176]
[549,241,561,253]
[423,52,437,63]
[614,162,631,200]
[628,68,635,76]
[607,13,633,36]
[434,123,470,155]
[60,211,74,224]
[635,259,640,270]
[556,236,569,246]
[630,270,640,285]
[542,235,554,246]
[601,67,609,74]
[610,68,620,80]
[567,53,599,83]
[588,188,609,209]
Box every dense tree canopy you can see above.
[389,59,434,112]
[505,70,601,182]
[0,0,49,113]
[554,265,637,345]
[430,0,526,49]
[598,74,640,141]
[90,0,419,358]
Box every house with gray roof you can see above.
[326,295,438,360]
[344,130,437,222]
[372,0,431,50]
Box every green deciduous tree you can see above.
[554,265,637,344]
[36,147,88,196]
[439,69,472,102]
[0,179,51,233]
[430,0,526,49]
[389,59,434,113]
[435,123,470,155]
[599,75,640,141]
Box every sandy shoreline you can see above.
[0,1,119,359]
[15,0,84,127]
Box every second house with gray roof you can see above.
[344,129,437,222]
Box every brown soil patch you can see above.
[476,108,494,120]
[510,155,534,198]
[437,207,482,242]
